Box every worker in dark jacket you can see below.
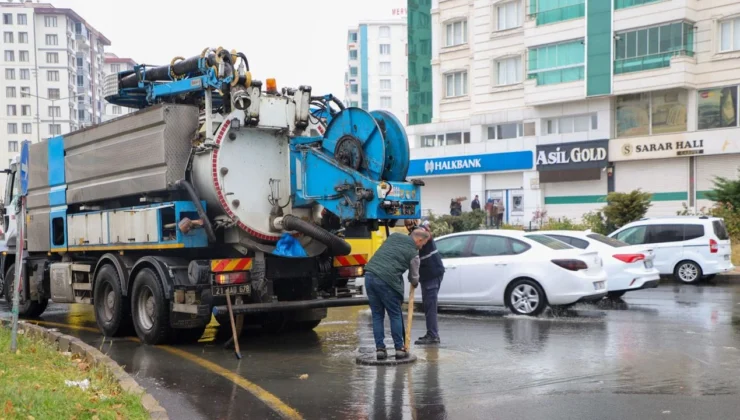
[364,229,430,360]
[405,220,446,345]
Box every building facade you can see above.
[1,1,110,170]
[102,52,136,122]
[406,0,740,225]
[345,19,409,125]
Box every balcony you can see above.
[527,1,585,27]
[614,49,693,74]
[76,34,90,50]
[613,54,696,95]
[615,0,662,10]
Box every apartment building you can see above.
[102,52,136,122]
[1,1,109,169]
[345,18,409,125]
[406,0,740,224]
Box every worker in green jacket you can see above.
[364,229,431,360]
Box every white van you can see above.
[609,216,734,283]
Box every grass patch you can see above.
[0,327,149,420]
[733,243,740,266]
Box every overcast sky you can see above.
[49,0,406,96]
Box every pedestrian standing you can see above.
[496,200,505,228]
[404,220,445,345]
[471,195,481,211]
[485,198,496,228]
[364,230,431,360]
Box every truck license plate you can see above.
[644,260,653,269]
[212,284,251,296]
[593,281,605,291]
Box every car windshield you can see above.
[586,233,628,248]
[525,234,573,250]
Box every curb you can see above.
[0,319,168,420]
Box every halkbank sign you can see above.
[408,151,533,177]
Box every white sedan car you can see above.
[539,230,660,298]
[403,230,608,316]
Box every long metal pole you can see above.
[10,195,26,352]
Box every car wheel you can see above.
[674,261,703,284]
[94,265,132,337]
[131,268,171,345]
[506,279,547,316]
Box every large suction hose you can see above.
[281,214,351,256]
[175,179,217,243]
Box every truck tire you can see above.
[94,265,132,337]
[5,264,48,318]
[131,268,171,345]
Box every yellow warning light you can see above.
[266,78,277,93]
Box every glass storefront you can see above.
[616,88,687,137]
[698,86,738,130]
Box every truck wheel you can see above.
[131,268,171,345]
[5,264,49,318]
[94,265,131,337]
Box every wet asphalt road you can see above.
[3,279,740,420]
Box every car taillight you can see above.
[710,239,718,254]
[551,259,588,271]
[337,266,364,278]
[613,253,645,263]
[214,272,248,285]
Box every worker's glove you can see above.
[409,278,419,288]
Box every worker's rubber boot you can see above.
[415,334,440,345]
[376,349,387,360]
[395,349,409,360]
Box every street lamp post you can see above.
[22,92,76,140]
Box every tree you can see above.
[704,169,740,210]
[584,190,653,234]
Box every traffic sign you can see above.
[19,140,29,197]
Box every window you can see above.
[614,22,694,74]
[48,88,60,99]
[713,220,730,240]
[19,69,29,80]
[471,235,516,256]
[350,101,359,107]
[379,44,391,55]
[615,0,664,9]
[697,86,738,130]
[18,32,27,43]
[497,1,521,31]
[22,123,31,134]
[20,105,30,116]
[719,18,740,52]
[78,109,85,120]
[445,71,468,97]
[77,75,84,86]
[46,52,58,64]
[20,87,29,98]
[445,20,467,47]
[525,234,573,250]
[495,56,522,86]
[682,225,705,241]
[487,122,523,140]
[349,49,358,60]
[421,135,436,148]
[48,106,61,118]
[585,233,628,248]
[348,32,358,43]
[380,79,392,90]
[7,105,17,116]
[613,225,647,245]
[350,83,358,94]
[47,70,60,82]
[7,123,17,134]
[5,69,14,80]
[532,0,585,26]
[110,64,121,73]
[3,14,12,25]
[4,51,15,62]
[45,16,57,27]
[18,14,26,25]
[528,40,585,85]
[380,96,392,108]
[616,89,687,137]
[8,141,18,152]
[349,67,358,77]
[49,124,61,136]
[112,106,122,115]
[76,57,83,67]
[6,87,16,98]
[436,235,470,258]
[19,50,28,62]
[379,26,390,38]
[3,32,13,43]
[379,62,391,75]
[45,34,58,46]
[543,114,598,134]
